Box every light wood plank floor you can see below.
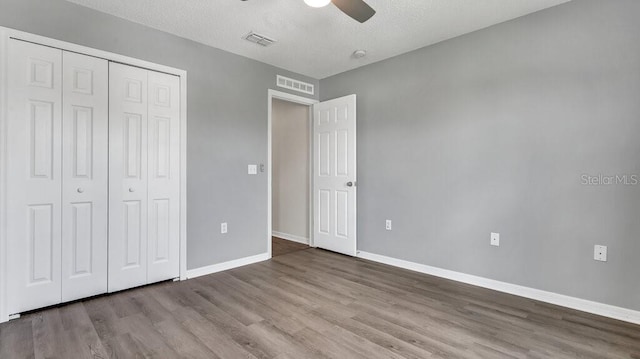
[1,248,639,358]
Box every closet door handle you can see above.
[77,188,84,193]
[129,187,135,192]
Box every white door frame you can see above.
[267,89,318,258]
[0,26,189,323]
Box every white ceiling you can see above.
[66,0,570,79]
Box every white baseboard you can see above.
[272,231,309,245]
[185,252,270,280]
[357,251,640,326]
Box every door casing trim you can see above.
[267,89,318,258]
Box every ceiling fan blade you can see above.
[331,0,376,23]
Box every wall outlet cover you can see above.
[491,232,500,246]
[221,222,228,234]
[594,245,607,262]
[385,220,392,231]
[248,164,258,175]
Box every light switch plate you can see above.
[491,232,500,246]
[248,165,257,175]
[594,245,607,262]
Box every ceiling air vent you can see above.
[244,31,276,47]
[277,75,315,96]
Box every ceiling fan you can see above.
[304,0,376,23]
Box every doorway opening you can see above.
[267,90,317,258]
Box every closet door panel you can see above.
[61,52,108,301]
[147,71,180,283]
[108,63,148,292]
[6,40,63,314]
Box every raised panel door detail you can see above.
[72,67,93,95]
[153,84,171,107]
[317,109,331,126]
[153,116,171,178]
[336,105,348,123]
[318,190,330,235]
[335,190,348,238]
[72,106,93,178]
[28,205,54,284]
[70,203,93,277]
[125,79,143,103]
[30,101,54,179]
[124,113,141,178]
[318,132,331,177]
[124,201,142,268]
[151,199,170,263]
[28,57,54,88]
[336,130,349,177]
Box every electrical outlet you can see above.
[221,222,228,234]
[248,165,257,175]
[490,232,500,246]
[385,220,392,231]
[594,245,607,262]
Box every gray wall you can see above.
[272,99,310,240]
[0,0,318,270]
[320,0,640,311]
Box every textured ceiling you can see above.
[65,0,570,79]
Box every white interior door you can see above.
[147,71,180,283]
[61,51,109,301]
[108,62,149,292]
[6,40,63,313]
[313,95,357,256]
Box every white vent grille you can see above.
[276,75,314,95]
[244,31,276,47]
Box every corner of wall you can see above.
[185,252,270,280]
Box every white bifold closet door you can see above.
[108,63,180,292]
[146,71,181,284]
[61,51,109,302]
[6,40,109,314]
[6,40,63,314]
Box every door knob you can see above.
[129,187,135,192]
[346,181,354,187]
[77,188,84,193]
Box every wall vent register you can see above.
[276,75,314,95]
